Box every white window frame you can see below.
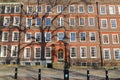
[45,17,51,27]
[90,46,97,58]
[88,5,94,13]
[112,34,119,44]
[57,17,64,27]
[80,32,86,42]
[11,45,18,57]
[3,16,10,27]
[109,5,115,14]
[25,32,32,42]
[89,32,96,42]
[80,46,87,58]
[113,48,120,60]
[12,31,19,41]
[27,5,33,14]
[101,19,108,29]
[34,47,41,58]
[78,5,85,13]
[45,5,52,13]
[45,32,51,42]
[57,5,63,13]
[35,18,42,27]
[118,6,120,14]
[100,5,106,15]
[24,47,31,59]
[5,6,11,13]
[2,32,9,42]
[69,5,75,13]
[79,17,85,26]
[103,48,111,60]
[102,34,109,44]
[14,6,21,13]
[70,46,77,58]
[45,47,51,59]
[70,32,76,42]
[69,17,75,26]
[36,5,42,13]
[35,32,41,42]
[57,32,64,41]
[13,16,20,27]
[110,19,117,29]
[26,18,32,27]
[88,17,95,26]
[0,45,7,57]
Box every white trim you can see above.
[45,32,51,42]
[2,32,9,42]
[0,2,23,5]
[26,18,32,27]
[89,32,96,42]
[103,48,111,60]
[101,19,108,29]
[90,46,97,58]
[34,47,41,58]
[69,5,75,13]
[88,17,95,26]
[14,6,21,13]
[35,32,41,42]
[69,17,75,26]
[110,19,117,29]
[24,47,31,59]
[102,34,109,44]
[11,45,18,57]
[0,45,7,57]
[113,48,120,60]
[57,32,64,41]
[118,5,120,14]
[100,5,106,15]
[45,5,52,13]
[112,34,119,44]
[12,31,19,41]
[80,32,86,42]
[25,32,32,43]
[36,5,42,13]
[57,5,63,13]
[78,5,85,13]
[70,32,76,42]
[5,5,11,13]
[80,46,87,58]
[3,16,10,27]
[88,5,94,13]
[45,47,52,59]
[79,17,85,26]
[70,46,77,58]
[13,16,20,26]
[109,5,115,14]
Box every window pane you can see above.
[100,6,106,14]
[110,19,117,28]
[81,47,87,58]
[35,32,41,42]
[90,47,96,58]
[13,32,19,41]
[37,5,42,13]
[104,49,110,60]
[58,32,64,40]
[1,46,7,57]
[79,18,85,26]
[78,5,84,13]
[45,18,51,26]
[45,32,51,42]
[36,18,42,26]
[45,47,51,58]
[11,46,18,57]
[3,17,10,26]
[70,47,77,58]
[69,5,75,13]
[101,19,107,28]
[35,48,41,58]
[88,5,94,13]
[70,32,76,42]
[80,32,86,41]
[26,18,32,27]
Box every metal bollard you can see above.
[87,69,90,80]
[14,67,18,79]
[38,69,41,80]
[105,69,109,80]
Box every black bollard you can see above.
[14,67,18,79]
[87,69,90,80]
[105,69,109,80]
[38,69,41,80]
[64,69,69,80]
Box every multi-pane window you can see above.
[13,17,20,26]
[104,49,111,60]
[35,32,41,42]
[69,5,75,13]
[25,32,32,42]
[12,32,19,41]
[14,6,21,13]
[112,34,119,44]
[57,17,64,27]
[70,32,76,42]
[102,34,109,44]
[79,17,85,26]
[58,32,64,41]
[100,5,106,14]
[24,47,31,58]
[69,17,75,26]
[113,48,120,60]
[0,6,3,13]
[45,18,51,26]
[27,6,32,14]
[88,5,94,13]
[57,5,63,13]
[1,45,7,57]
[2,32,9,42]
[109,6,115,14]
[80,32,86,42]
[45,47,51,59]
[34,47,41,58]
[78,5,84,13]
[11,45,18,57]
[90,46,96,58]
[3,17,10,26]
[88,17,95,26]
[118,6,120,14]
[70,47,77,58]
[36,5,42,13]
[35,18,42,27]
[45,32,51,42]
[26,18,32,27]
[46,5,52,13]
[101,19,107,29]
[89,32,96,42]
[80,46,87,58]
[5,6,11,13]
[110,19,117,28]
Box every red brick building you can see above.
[0,0,120,66]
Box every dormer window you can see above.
[5,6,11,13]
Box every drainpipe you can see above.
[96,2,103,67]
